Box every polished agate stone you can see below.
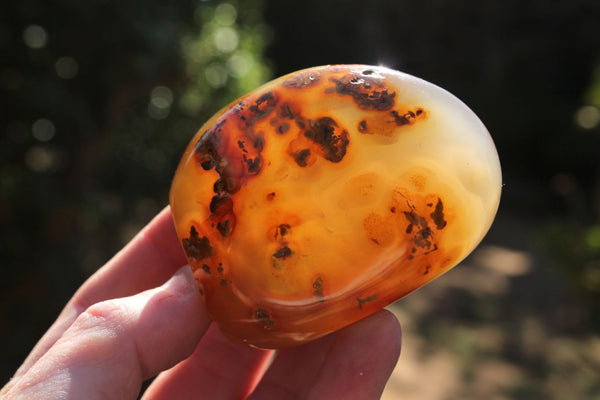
[170,65,502,348]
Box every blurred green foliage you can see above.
[0,0,271,378]
[539,59,600,322]
[542,222,600,308]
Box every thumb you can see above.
[4,266,210,400]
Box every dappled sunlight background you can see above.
[1,0,600,398]
[384,214,600,399]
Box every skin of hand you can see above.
[1,206,402,400]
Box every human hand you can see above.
[1,207,401,399]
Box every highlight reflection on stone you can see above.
[170,65,502,348]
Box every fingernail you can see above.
[163,265,196,295]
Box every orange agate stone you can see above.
[170,65,501,348]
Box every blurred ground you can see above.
[381,210,600,399]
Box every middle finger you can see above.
[143,324,274,400]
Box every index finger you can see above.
[5,206,190,390]
[70,205,188,308]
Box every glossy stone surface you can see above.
[170,65,502,348]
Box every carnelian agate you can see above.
[170,65,501,348]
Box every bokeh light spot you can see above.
[24,146,60,172]
[227,52,252,78]
[205,63,228,87]
[55,57,79,79]
[214,3,237,26]
[148,86,173,120]
[151,86,173,106]
[214,27,239,53]
[575,105,600,130]
[23,25,48,49]
[32,118,56,142]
